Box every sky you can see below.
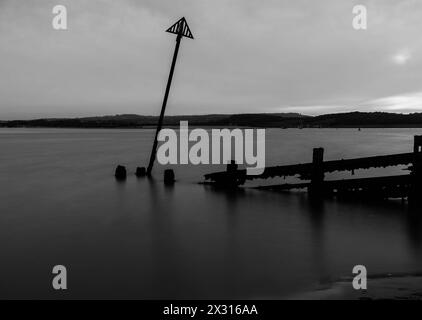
[0,0,421,119]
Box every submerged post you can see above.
[309,148,325,198]
[115,165,127,180]
[410,136,422,207]
[146,18,194,176]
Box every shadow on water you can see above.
[338,197,422,256]
[114,175,128,208]
[201,185,254,297]
[204,185,246,206]
[202,185,248,229]
[164,182,175,194]
[139,174,184,298]
[311,195,422,267]
[304,196,326,231]
[406,207,422,252]
[298,196,331,284]
[114,178,127,187]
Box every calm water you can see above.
[1,128,422,299]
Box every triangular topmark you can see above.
[166,17,194,39]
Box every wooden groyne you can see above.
[204,136,422,204]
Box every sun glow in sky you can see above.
[392,50,412,65]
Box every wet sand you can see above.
[291,274,422,300]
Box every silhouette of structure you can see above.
[205,136,422,204]
[164,169,176,185]
[115,165,127,180]
[146,18,194,176]
[136,166,146,177]
[309,147,324,198]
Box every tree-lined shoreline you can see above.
[2,112,422,128]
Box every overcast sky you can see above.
[0,0,421,119]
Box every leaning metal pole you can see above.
[146,30,183,176]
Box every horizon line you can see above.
[3,110,422,121]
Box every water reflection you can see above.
[3,128,422,298]
[406,209,422,252]
[143,176,184,298]
[299,196,331,284]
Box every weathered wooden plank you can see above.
[204,152,413,184]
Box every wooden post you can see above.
[164,169,175,185]
[224,160,239,187]
[410,136,422,207]
[309,148,325,198]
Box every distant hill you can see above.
[2,112,422,128]
[0,113,306,128]
[308,112,422,127]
